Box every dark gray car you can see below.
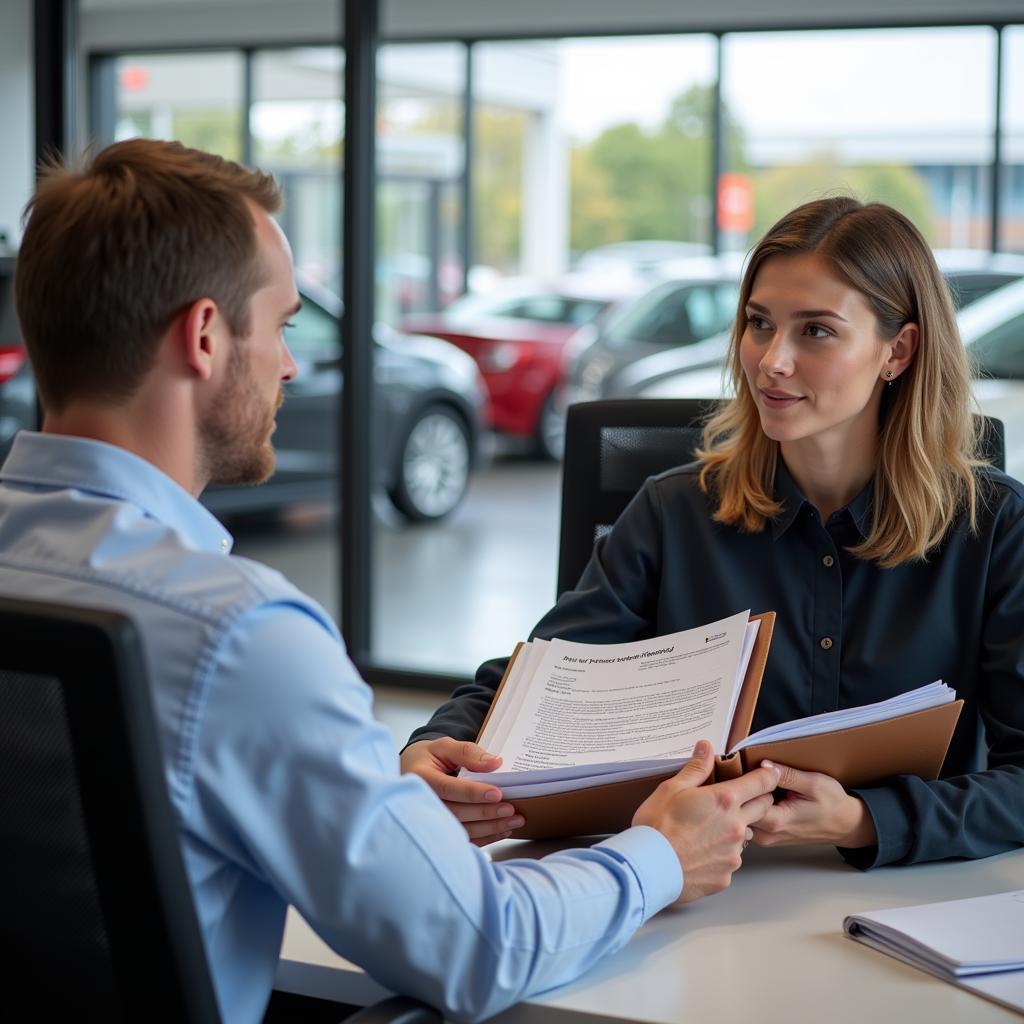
[0,263,486,524]
[202,279,487,522]
[564,259,741,407]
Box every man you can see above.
[1,139,779,1024]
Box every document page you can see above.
[490,609,753,772]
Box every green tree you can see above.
[473,107,529,272]
[751,152,936,241]
[572,84,748,249]
[568,146,626,252]
[171,109,243,162]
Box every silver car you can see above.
[636,274,1024,482]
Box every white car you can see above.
[638,275,1024,482]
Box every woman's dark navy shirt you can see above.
[410,461,1024,869]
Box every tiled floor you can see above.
[232,457,563,680]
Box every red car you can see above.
[401,278,635,459]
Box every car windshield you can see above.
[946,272,1024,311]
[286,293,341,361]
[602,279,738,347]
[443,290,606,326]
[968,310,1024,380]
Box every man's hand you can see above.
[633,740,780,903]
[749,761,877,849]
[400,738,525,846]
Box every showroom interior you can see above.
[3,0,1024,746]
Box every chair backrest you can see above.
[557,399,712,596]
[0,597,221,1022]
[556,399,1007,598]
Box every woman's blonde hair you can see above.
[697,196,985,567]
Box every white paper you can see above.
[466,610,755,778]
[478,758,687,798]
[478,639,549,754]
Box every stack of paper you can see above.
[732,681,956,752]
[844,890,1024,1015]
[464,610,759,798]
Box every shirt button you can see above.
[822,554,834,567]
[820,636,834,650]
[219,538,230,552]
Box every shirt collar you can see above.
[770,455,873,541]
[0,431,234,554]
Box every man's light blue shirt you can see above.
[0,432,682,1024]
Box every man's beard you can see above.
[200,342,283,487]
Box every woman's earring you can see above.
[885,369,895,387]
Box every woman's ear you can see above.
[883,322,919,384]
[181,297,221,382]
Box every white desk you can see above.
[276,842,1024,1023]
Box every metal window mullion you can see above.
[340,0,378,666]
[34,0,78,162]
[991,25,1004,253]
[711,33,724,255]
[460,40,474,297]
[33,0,79,434]
[88,53,116,146]
[242,47,254,167]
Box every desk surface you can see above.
[277,842,1024,1023]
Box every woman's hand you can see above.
[400,738,525,846]
[749,761,877,849]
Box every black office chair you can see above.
[0,596,440,1024]
[556,399,1007,598]
[557,399,712,596]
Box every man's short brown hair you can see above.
[15,138,282,413]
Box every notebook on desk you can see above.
[844,890,1024,1016]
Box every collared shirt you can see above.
[0,432,683,1024]
[412,459,1024,870]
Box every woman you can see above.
[401,197,1024,868]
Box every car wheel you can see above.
[390,405,471,522]
[534,391,565,461]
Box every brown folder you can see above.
[482,611,773,840]
[713,700,964,787]
[479,611,963,840]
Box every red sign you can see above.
[119,66,150,93]
[717,173,754,233]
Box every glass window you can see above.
[252,48,343,291]
[377,43,466,321]
[721,28,997,252]
[474,37,716,286]
[373,43,485,675]
[113,52,245,159]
